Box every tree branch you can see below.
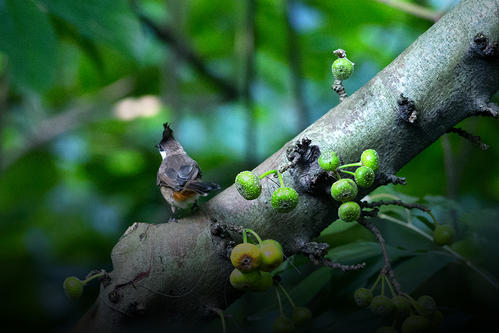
[372,0,442,22]
[2,78,133,172]
[73,1,499,331]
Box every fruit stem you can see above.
[276,288,285,317]
[278,172,285,188]
[242,229,248,243]
[339,169,355,176]
[428,211,439,226]
[277,281,296,308]
[401,293,425,315]
[370,274,382,292]
[244,228,263,245]
[211,308,226,333]
[338,162,361,169]
[259,169,278,179]
[384,275,396,297]
[82,271,105,285]
[381,273,385,296]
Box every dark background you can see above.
[0,0,498,332]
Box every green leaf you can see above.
[394,251,455,293]
[0,0,58,92]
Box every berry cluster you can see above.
[319,149,379,223]
[235,169,299,213]
[229,229,284,292]
[354,274,442,333]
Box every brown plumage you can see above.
[156,123,220,221]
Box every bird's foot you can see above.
[168,217,178,223]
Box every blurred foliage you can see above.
[0,0,497,332]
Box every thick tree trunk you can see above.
[73,0,499,331]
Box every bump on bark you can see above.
[285,138,336,195]
[471,33,498,58]
[397,94,418,124]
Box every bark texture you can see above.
[74,0,499,331]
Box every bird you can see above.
[156,122,220,222]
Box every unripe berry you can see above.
[235,171,262,200]
[230,243,262,272]
[433,224,455,246]
[332,58,354,80]
[331,178,358,202]
[361,149,379,172]
[417,295,437,316]
[354,288,373,307]
[354,166,375,188]
[271,187,299,213]
[429,310,443,332]
[318,150,340,171]
[272,316,295,333]
[392,295,412,318]
[369,295,395,317]
[259,239,284,272]
[254,271,273,291]
[338,201,361,222]
[401,315,430,333]
[292,306,312,326]
[63,276,84,299]
[229,269,262,291]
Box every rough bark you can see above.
[73,0,499,331]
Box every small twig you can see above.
[377,173,407,186]
[372,0,442,22]
[300,242,366,272]
[447,127,489,150]
[332,79,348,102]
[358,218,402,294]
[331,49,349,102]
[361,200,431,213]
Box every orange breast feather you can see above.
[173,190,197,201]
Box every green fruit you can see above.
[292,306,312,326]
[254,271,274,291]
[235,171,262,200]
[230,243,262,272]
[272,316,295,333]
[318,150,340,171]
[63,276,84,299]
[229,269,262,291]
[354,166,375,188]
[376,327,399,333]
[338,201,361,222]
[331,178,358,202]
[392,295,412,318]
[361,149,379,172]
[259,239,284,272]
[433,224,455,246]
[271,187,299,213]
[429,310,443,332]
[417,295,437,316]
[369,295,395,317]
[353,288,373,307]
[401,315,430,333]
[331,58,354,80]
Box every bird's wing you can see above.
[157,153,200,190]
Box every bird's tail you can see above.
[186,181,221,196]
